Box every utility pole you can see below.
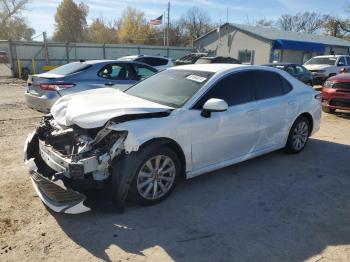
[167,1,170,47]
[43,32,49,65]
[226,8,229,23]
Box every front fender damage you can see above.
[24,112,171,214]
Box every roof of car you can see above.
[172,63,248,73]
[118,55,171,60]
[312,55,349,58]
[264,63,298,66]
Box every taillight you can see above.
[39,83,75,91]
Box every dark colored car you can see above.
[25,60,158,113]
[321,73,350,113]
[0,51,9,63]
[195,56,241,64]
[263,63,313,86]
[175,53,208,65]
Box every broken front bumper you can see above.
[24,131,91,214]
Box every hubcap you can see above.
[292,121,309,151]
[137,155,176,200]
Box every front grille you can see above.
[329,99,350,108]
[334,82,350,90]
[31,171,85,204]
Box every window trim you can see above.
[190,68,294,110]
[191,70,256,109]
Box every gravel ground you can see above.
[0,78,349,262]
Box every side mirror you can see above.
[340,67,347,73]
[201,98,228,118]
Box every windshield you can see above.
[125,69,214,108]
[305,57,337,66]
[48,62,91,75]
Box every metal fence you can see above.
[0,40,192,77]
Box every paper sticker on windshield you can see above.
[187,75,207,83]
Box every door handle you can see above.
[288,101,296,106]
[105,82,114,86]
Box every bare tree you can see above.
[278,12,326,34]
[0,0,34,40]
[179,7,214,42]
[0,0,27,22]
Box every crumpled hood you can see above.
[51,88,172,128]
[304,64,332,71]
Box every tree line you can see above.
[1,0,350,46]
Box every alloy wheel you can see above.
[136,155,176,200]
[292,121,309,151]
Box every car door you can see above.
[253,70,294,151]
[96,63,136,90]
[189,70,260,171]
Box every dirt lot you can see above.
[0,77,349,262]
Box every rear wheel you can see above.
[322,106,336,114]
[285,116,310,154]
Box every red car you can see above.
[322,73,350,113]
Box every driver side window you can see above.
[98,64,130,80]
[195,71,254,109]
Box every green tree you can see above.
[0,0,35,40]
[53,0,88,42]
[88,17,118,44]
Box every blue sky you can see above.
[23,0,350,37]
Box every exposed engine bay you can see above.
[34,114,127,181]
[24,114,130,214]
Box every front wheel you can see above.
[127,145,181,205]
[285,116,310,154]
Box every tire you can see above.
[114,144,181,206]
[322,106,336,114]
[285,116,311,154]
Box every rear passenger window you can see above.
[281,77,292,94]
[254,71,283,100]
[195,71,254,108]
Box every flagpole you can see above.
[163,12,166,46]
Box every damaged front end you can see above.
[24,115,127,214]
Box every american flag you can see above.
[149,15,163,26]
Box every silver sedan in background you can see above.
[25,60,158,113]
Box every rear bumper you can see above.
[24,132,91,214]
[24,91,60,113]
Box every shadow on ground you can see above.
[53,138,350,261]
[333,110,350,120]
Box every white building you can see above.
[194,23,350,65]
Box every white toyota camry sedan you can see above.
[24,64,321,214]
